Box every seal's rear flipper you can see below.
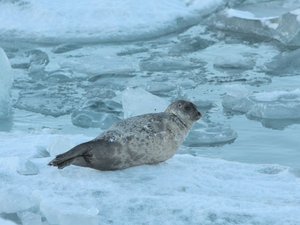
[48,141,94,169]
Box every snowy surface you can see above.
[0,0,224,43]
[1,0,300,224]
[0,131,300,225]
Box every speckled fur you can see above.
[49,100,201,171]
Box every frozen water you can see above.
[122,87,169,118]
[40,198,99,225]
[71,99,122,129]
[223,88,300,129]
[16,159,39,176]
[0,48,14,121]
[0,133,299,225]
[265,48,300,76]
[0,0,225,43]
[0,218,17,225]
[1,0,300,224]
[184,122,238,147]
[26,49,49,79]
[210,2,300,47]
[17,212,42,225]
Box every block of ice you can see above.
[265,49,300,76]
[17,212,42,225]
[247,89,300,119]
[71,99,122,128]
[17,159,39,176]
[15,84,82,117]
[40,198,99,225]
[211,4,300,47]
[0,0,225,43]
[0,48,14,120]
[26,49,49,79]
[139,57,204,71]
[184,122,237,147]
[0,188,36,214]
[122,87,169,118]
[222,88,300,129]
[0,218,17,225]
[47,136,73,157]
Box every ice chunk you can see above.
[211,5,300,47]
[47,136,73,157]
[40,198,99,225]
[52,44,82,54]
[26,49,49,77]
[0,188,35,213]
[117,47,148,56]
[184,122,237,147]
[15,84,82,117]
[0,0,225,43]
[223,88,300,129]
[122,87,169,118]
[265,49,300,76]
[17,159,39,176]
[17,212,42,225]
[0,218,17,225]
[222,85,254,113]
[139,57,204,71]
[169,36,214,55]
[71,99,122,128]
[0,48,14,120]
[247,89,300,120]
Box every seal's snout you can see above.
[195,111,202,120]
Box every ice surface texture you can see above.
[0,48,14,131]
[0,0,224,43]
[210,3,300,47]
[0,132,300,225]
[223,88,300,129]
[1,0,300,224]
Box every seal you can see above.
[48,100,201,171]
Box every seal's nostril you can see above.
[198,111,201,117]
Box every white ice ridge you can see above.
[0,0,224,43]
[0,48,14,119]
[223,87,300,120]
[0,132,300,225]
[122,87,169,118]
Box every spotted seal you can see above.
[49,100,201,170]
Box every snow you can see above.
[0,131,299,225]
[0,218,17,225]
[0,0,224,43]
[1,1,300,224]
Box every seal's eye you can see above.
[184,105,191,111]
[178,103,182,108]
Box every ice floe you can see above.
[0,48,14,130]
[0,131,299,225]
[0,0,225,43]
[223,87,300,129]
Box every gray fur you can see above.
[48,100,201,171]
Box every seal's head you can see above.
[165,100,201,126]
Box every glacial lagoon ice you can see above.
[1,0,300,224]
[223,87,300,129]
[0,0,225,43]
[210,2,300,47]
[0,48,14,130]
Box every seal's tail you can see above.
[48,142,93,169]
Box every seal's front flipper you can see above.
[48,141,94,169]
